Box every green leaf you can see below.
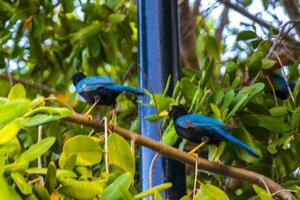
[8,84,26,100]
[0,118,26,145]
[226,95,248,120]
[291,111,300,129]
[211,90,224,106]
[210,103,221,119]
[59,178,106,199]
[237,30,257,41]
[201,59,215,88]
[109,13,126,24]
[253,185,274,200]
[269,106,288,117]
[62,0,74,13]
[11,172,32,195]
[196,184,229,200]
[59,135,102,167]
[17,137,56,163]
[180,78,200,104]
[162,123,178,146]
[32,184,50,200]
[63,153,77,170]
[134,183,172,199]
[240,114,290,133]
[0,175,22,200]
[108,133,135,175]
[221,89,235,111]
[0,99,31,126]
[45,161,57,193]
[26,168,77,178]
[24,107,72,127]
[262,59,276,69]
[101,173,131,200]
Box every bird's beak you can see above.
[158,110,169,117]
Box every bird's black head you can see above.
[72,72,86,86]
[169,105,188,120]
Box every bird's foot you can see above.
[188,152,199,158]
[84,113,93,122]
[108,120,116,133]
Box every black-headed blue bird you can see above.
[72,72,144,120]
[269,74,295,99]
[159,105,260,159]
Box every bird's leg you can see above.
[211,145,219,162]
[84,97,100,120]
[188,137,209,155]
[109,104,117,129]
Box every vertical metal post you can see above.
[138,0,186,199]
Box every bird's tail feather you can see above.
[106,85,144,95]
[213,127,260,157]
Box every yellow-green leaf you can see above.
[0,99,31,126]
[59,135,102,167]
[16,137,56,163]
[196,184,229,200]
[253,185,274,200]
[0,119,26,145]
[8,84,26,100]
[108,133,135,175]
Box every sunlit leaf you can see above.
[0,118,26,145]
[59,135,102,167]
[11,172,32,195]
[17,137,56,163]
[253,185,274,200]
[59,178,106,199]
[7,84,26,100]
[108,133,135,175]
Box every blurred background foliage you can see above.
[0,0,300,199]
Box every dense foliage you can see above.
[0,0,300,199]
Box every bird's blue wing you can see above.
[209,126,260,157]
[76,76,115,93]
[176,114,225,129]
[105,85,144,95]
[176,114,259,157]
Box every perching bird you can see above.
[159,105,260,158]
[269,74,295,99]
[72,72,144,119]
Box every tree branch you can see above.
[215,6,229,42]
[218,0,300,44]
[0,74,56,94]
[64,112,295,200]
[179,0,200,69]
[280,0,300,37]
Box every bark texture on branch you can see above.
[65,112,296,200]
[280,0,300,37]
[179,0,200,69]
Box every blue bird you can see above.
[269,74,295,99]
[72,72,144,119]
[159,105,260,158]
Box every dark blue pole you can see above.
[138,0,185,199]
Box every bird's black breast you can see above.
[174,123,224,145]
[79,87,121,106]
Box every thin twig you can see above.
[0,74,56,94]
[193,155,198,198]
[218,0,300,44]
[5,63,13,89]
[103,117,109,174]
[64,113,296,200]
[37,125,45,185]
[149,152,160,200]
